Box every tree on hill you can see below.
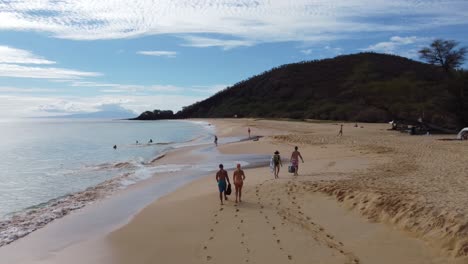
[418,39,467,72]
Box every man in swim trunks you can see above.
[233,164,246,203]
[290,146,304,176]
[216,164,230,205]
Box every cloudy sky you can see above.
[0,0,467,118]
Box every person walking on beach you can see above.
[272,151,282,179]
[113,145,117,150]
[214,135,218,146]
[216,164,230,205]
[290,146,304,176]
[337,124,343,137]
[248,127,251,139]
[149,139,153,144]
[233,164,246,203]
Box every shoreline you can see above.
[0,118,466,263]
[0,120,215,248]
[0,120,270,263]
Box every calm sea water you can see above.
[0,119,212,218]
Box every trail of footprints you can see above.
[255,181,296,262]
[204,201,251,263]
[280,181,360,264]
[203,179,360,264]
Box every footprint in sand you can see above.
[206,256,212,261]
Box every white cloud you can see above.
[0,94,206,118]
[189,84,227,94]
[0,86,58,93]
[362,36,428,54]
[181,36,255,50]
[0,45,55,64]
[0,45,101,79]
[137,50,177,57]
[1,0,465,45]
[300,49,312,55]
[0,63,101,79]
[324,45,343,55]
[69,81,225,95]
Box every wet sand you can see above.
[108,119,467,264]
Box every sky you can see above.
[0,0,467,118]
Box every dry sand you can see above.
[108,119,468,264]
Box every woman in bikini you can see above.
[233,164,246,203]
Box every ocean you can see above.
[0,119,216,245]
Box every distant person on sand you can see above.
[272,151,282,179]
[136,140,139,144]
[233,164,246,203]
[214,135,218,146]
[338,124,343,136]
[248,127,251,138]
[290,146,304,176]
[149,139,153,144]
[216,164,230,205]
[113,145,117,150]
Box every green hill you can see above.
[137,53,468,130]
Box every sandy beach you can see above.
[108,119,467,264]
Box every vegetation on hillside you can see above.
[134,52,468,130]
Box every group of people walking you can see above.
[271,146,304,178]
[215,146,304,205]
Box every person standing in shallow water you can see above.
[290,146,304,176]
[214,135,218,146]
[248,127,251,138]
[233,164,246,203]
[272,151,282,179]
[216,164,230,205]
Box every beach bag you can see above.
[225,183,232,195]
[270,156,274,173]
[288,164,296,173]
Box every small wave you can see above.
[149,154,166,164]
[0,159,198,247]
[0,171,137,247]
